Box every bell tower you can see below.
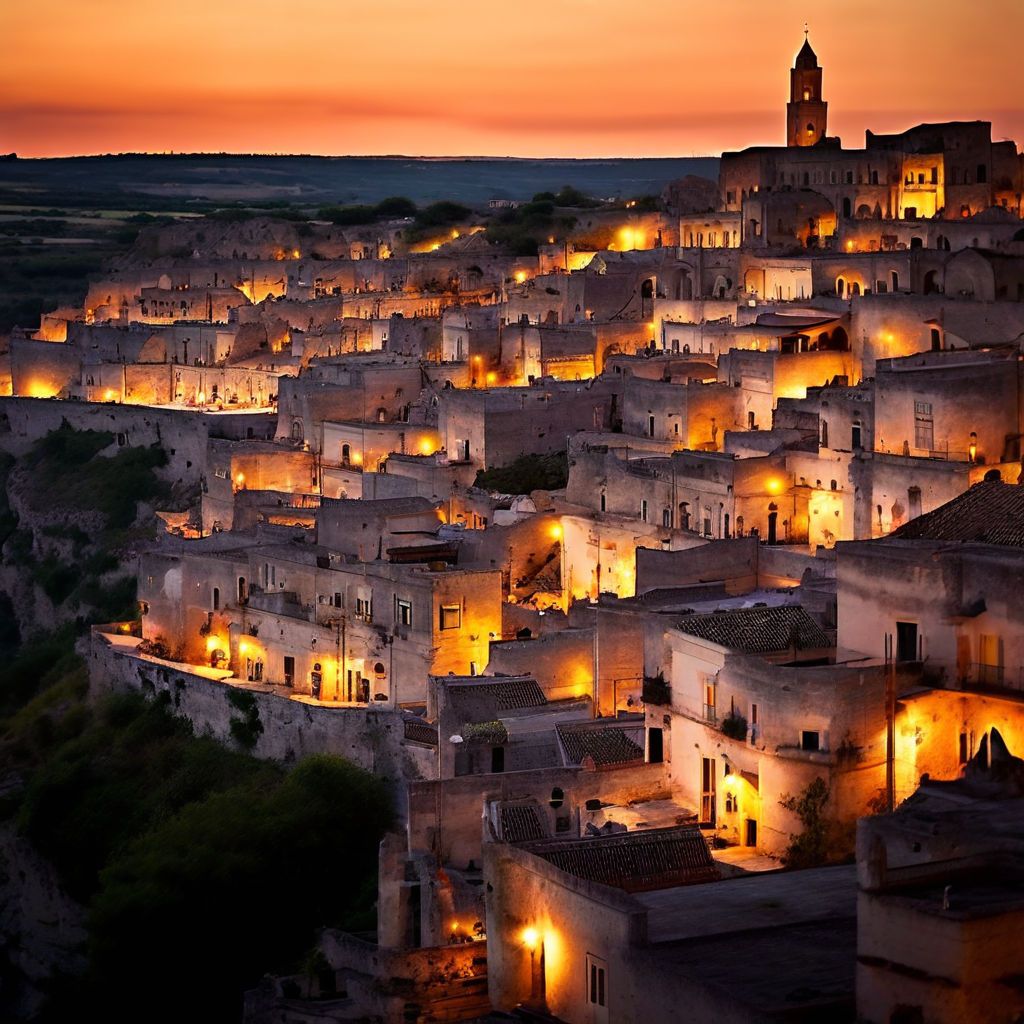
[786,28,827,147]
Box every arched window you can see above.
[341,443,351,465]
[291,420,303,442]
[806,122,815,135]
[550,787,564,809]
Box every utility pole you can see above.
[884,632,896,812]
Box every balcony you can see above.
[963,662,1021,692]
[702,704,717,724]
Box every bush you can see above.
[720,712,748,740]
[474,452,569,494]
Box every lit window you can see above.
[396,597,413,627]
[439,605,461,630]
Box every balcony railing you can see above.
[702,704,717,724]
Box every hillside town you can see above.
[3,35,1024,1024]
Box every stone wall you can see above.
[89,633,436,784]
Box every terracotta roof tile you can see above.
[522,825,720,893]
[676,605,830,653]
[557,724,645,767]
[889,481,1024,547]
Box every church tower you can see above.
[786,30,827,147]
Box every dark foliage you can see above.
[474,452,569,494]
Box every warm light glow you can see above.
[205,636,220,653]
[239,640,249,655]
[845,240,855,252]
[292,249,301,259]
[451,229,460,239]
[103,388,117,401]
[352,451,362,465]
[197,390,206,405]
[235,472,245,486]
[24,380,61,399]
[485,371,497,385]
[766,477,783,494]
[418,438,435,455]
[514,271,527,284]
[522,927,539,950]
[550,523,562,540]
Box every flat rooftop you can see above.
[637,863,856,944]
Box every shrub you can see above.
[721,712,748,741]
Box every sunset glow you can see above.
[4,0,1021,157]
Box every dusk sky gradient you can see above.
[3,0,1022,158]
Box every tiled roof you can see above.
[522,825,720,893]
[889,481,1024,547]
[403,718,438,746]
[557,724,645,767]
[499,803,548,843]
[446,677,547,723]
[676,605,830,653]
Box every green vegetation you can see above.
[21,424,169,531]
[1,645,392,1022]
[475,451,569,494]
[484,195,579,256]
[317,195,418,226]
[779,777,835,869]
[227,688,265,750]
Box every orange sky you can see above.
[2,0,1022,158]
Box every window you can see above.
[703,679,717,723]
[896,621,918,663]
[212,587,220,611]
[396,597,413,627]
[819,419,829,448]
[801,730,820,752]
[930,328,942,351]
[439,605,461,630]
[852,421,862,449]
[600,491,606,512]
[283,656,295,687]
[662,507,672,528]
[640,499,648,523]
[648,415,655,438]
[356,596,373,623]
[751,703,759,726]
[586,955,607,1010]
[914,401,934,451]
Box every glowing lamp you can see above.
[522,927,539,950]
[104,389,116,402]
[239,641,249,655]
[235,472,245,486]
[197,391,206,405]
[550,523,562,540]
[485,372,497,385]
[205,636,220,653]
[292,249,301,259]
[419,439,435,455]
[514,271,527,284]
[766,477,783,494]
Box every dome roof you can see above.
[794,37,818,70]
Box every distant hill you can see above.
[0,154,720,208]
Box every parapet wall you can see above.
[88,633,436,785]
